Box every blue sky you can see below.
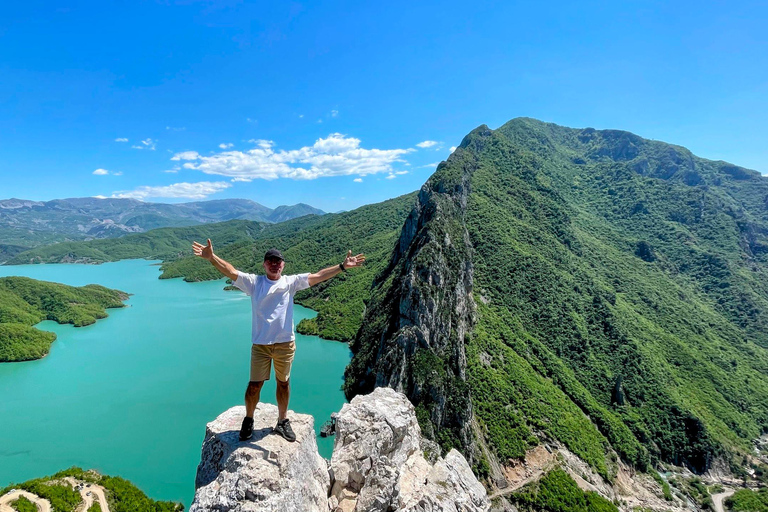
[1,0,766,213]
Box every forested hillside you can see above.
[6,194,418,342]
[344,118,768,486]
[0,277,128,361]
[0,197,323,255]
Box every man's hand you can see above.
[192,239,214,261]
[343,250,365,269]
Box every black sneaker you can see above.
[239,416,254,441]
[273,418,296,442]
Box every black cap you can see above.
[264,248,285,261]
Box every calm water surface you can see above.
[0,259,351,507]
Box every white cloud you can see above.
[385,174,397,179]
[175,133,413,181]
[449,146,457,153]
[219,143,234,149]
[115,138,128,142]
[171,151,200,161]
[132,138,156,150]
[353,178,363,183]
[395,170,408,175]
[247,118,257,124]
[420,162,440,169]
[163,169,178,173]
[416,140,439,148]
[298,114,304,118]
[110,181,231,200]
[166,126,185,131]
[93,168,110,175]
[331,110,339,117]
[317,119,323,124]
[113,171,123,176]
[248,139,274,149]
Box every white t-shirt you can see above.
[233,271,311,345]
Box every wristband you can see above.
[339,262,346,272]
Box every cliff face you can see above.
[190,388,490,512]
[343,128,491,463]
[344,118,768,482]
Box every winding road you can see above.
[0,490,51,512]
[0,478,110,512]
[712,489,735,512]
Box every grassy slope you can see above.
[465,119,768,475]
[0,277,128,361]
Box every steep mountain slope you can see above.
[344,118,768,482]
[0,197,325,253]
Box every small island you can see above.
[0,276,129,362]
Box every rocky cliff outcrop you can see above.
[343,129,490,462]
[190,388,490,512]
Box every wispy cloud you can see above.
[166,126,186,131]
[171,151,200,161]
[93,168,110,175]
[416,140,439,149]
[353,178,363,183]
[132,138,156,150]
[298,114,304,118]
[110,181,231,200]
[385,174,397,179]
[248,139,274,149]
[419,162,440,169]
[115,138,128,143]
[246,118,257,124]
[395,170,408,175]
[331,110,339,117]
[172,133,414,181]
[219,143,234,149]
[449,146,457,153]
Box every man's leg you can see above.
[276,378,290,421]
[245,380,264,418]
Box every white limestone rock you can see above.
[330,387,489,512]
[190,404,330,512]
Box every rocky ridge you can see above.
[190,387,490,512]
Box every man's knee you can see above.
[276,378,290,388]
[247,380,264,393]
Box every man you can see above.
[192,239,365,442]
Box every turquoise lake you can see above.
[0,259,352,508]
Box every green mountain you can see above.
[344,118,768,482]
[0,197,324,257]
[0,277,128,361]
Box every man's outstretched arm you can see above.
[192,239,239,281]
[308,250,365,287]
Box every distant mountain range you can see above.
[0,197,324,259]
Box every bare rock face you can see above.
[329,387,489,512]
[190,404,330,512]
[191,388,489,512]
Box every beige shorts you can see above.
[250,341,295,382]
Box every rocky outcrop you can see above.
[191,388,490,512]
[191,404,330,512]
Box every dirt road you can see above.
[0,490,52,512]
[712,489,735,512]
